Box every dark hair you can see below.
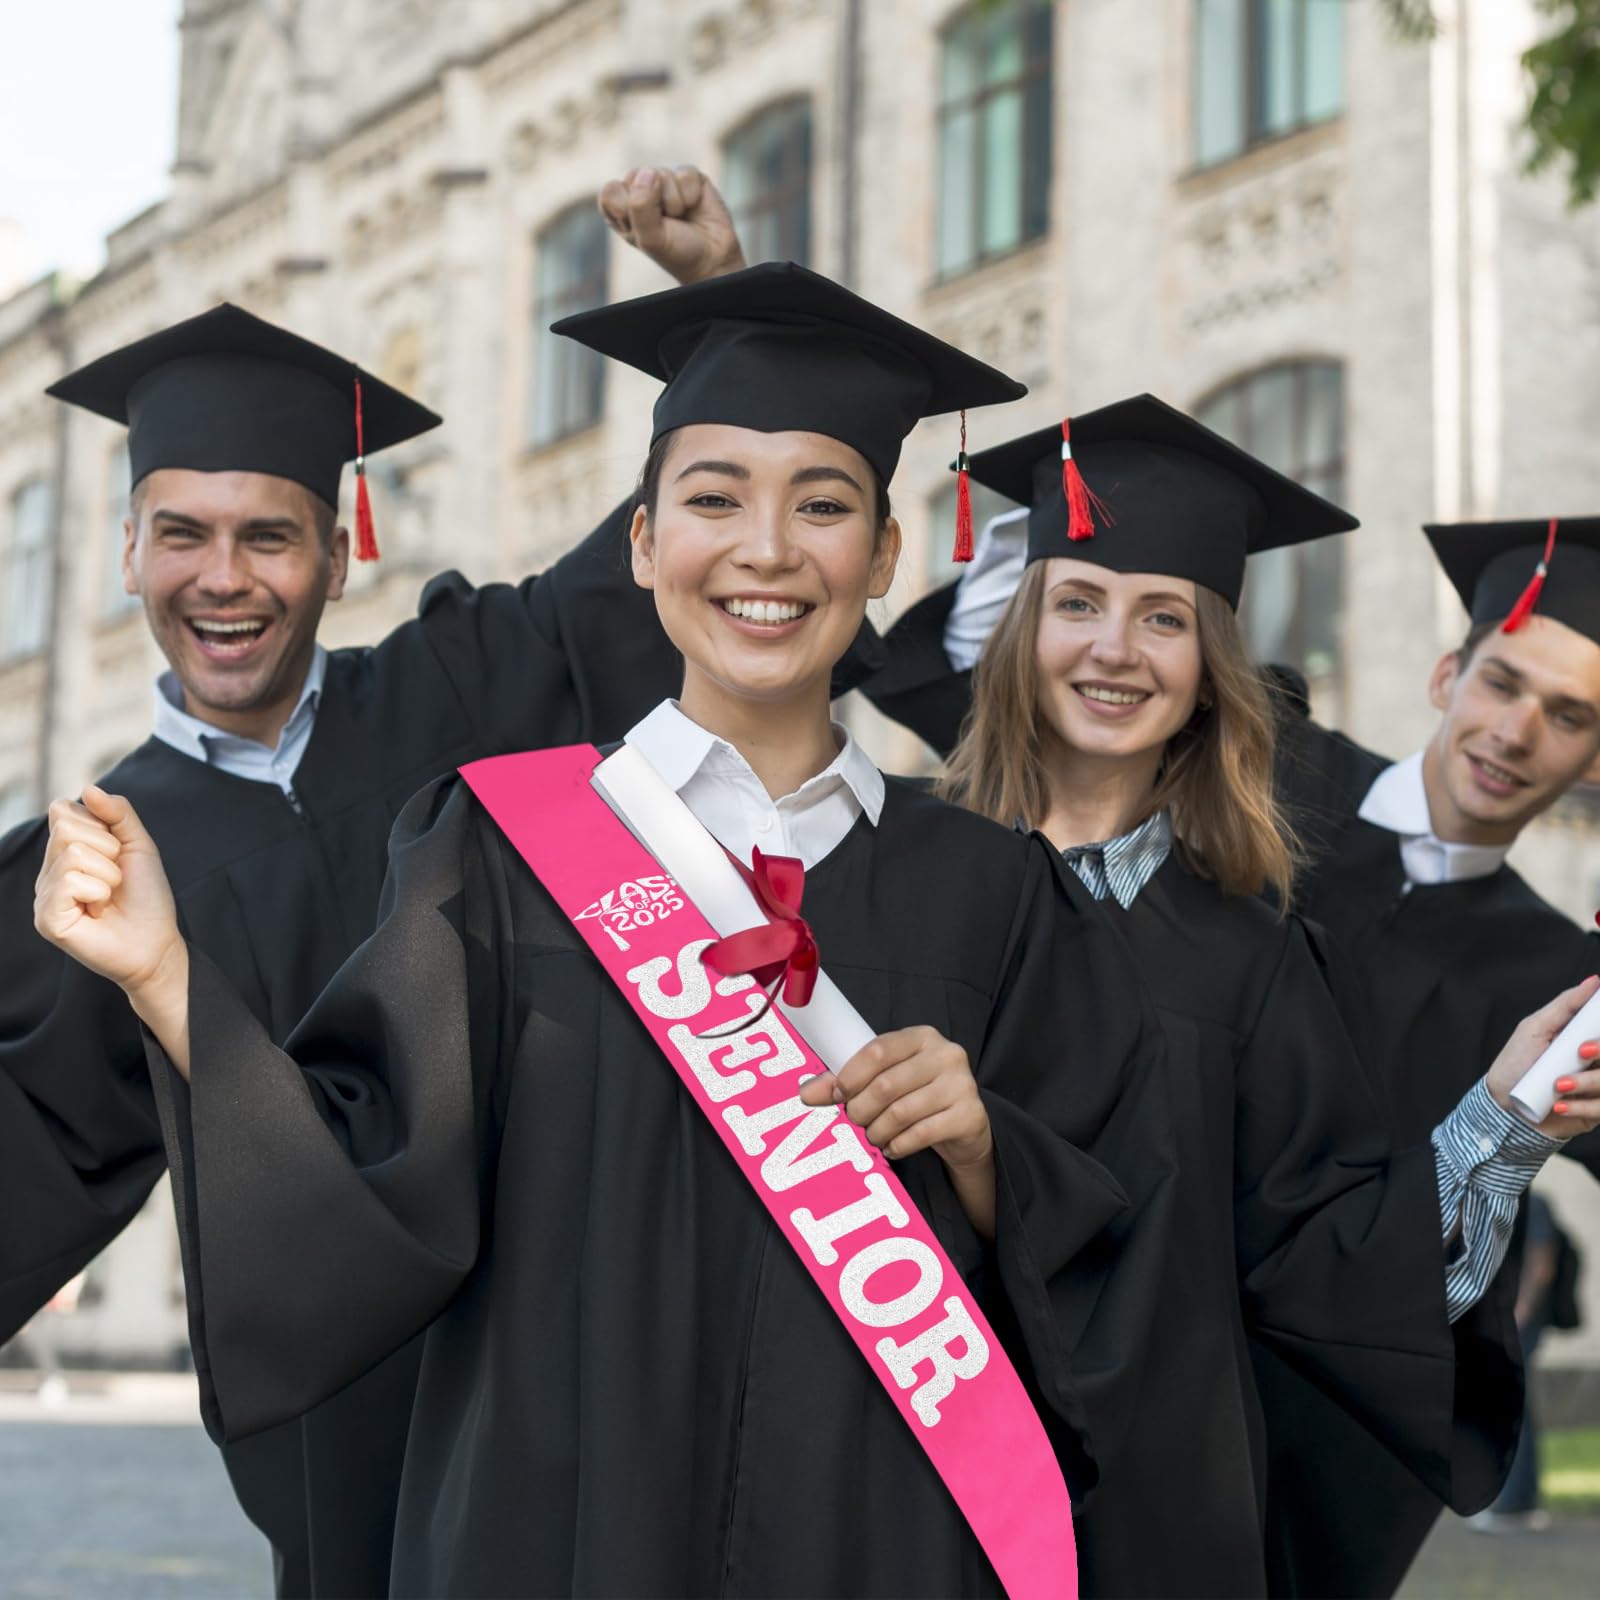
[634,427,893,536]
[1456,618,1498,667]
[129,475,338,550]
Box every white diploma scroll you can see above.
[1509,987,1600,1124]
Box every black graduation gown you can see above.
[859,581,969,760]
[0,502,714,1597]
[1251,712,1599,1598]
[1057,857,1474,1599]
[148,772,1176,1598]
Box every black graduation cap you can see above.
[552,261,1026,492]
[47,304,442,560]
[1424,517,1600,644]
[963,393,1359,608]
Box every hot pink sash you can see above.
[462,744,1077,1599]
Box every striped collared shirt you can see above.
[1058,809,1173,909]
[1433,1080,1561,1320]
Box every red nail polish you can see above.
[1556,1079,1577,1093]
[1555,1102,1571,1116]
[1582,1043,1600,1060]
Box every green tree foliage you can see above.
[1523,0,1600,205]
[1379,0,1600,207]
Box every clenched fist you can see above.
[34,786,190,1067]
[598,165,748,285]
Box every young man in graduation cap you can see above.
[1252,515,1600,1599]
[863,452,1600,1595]
[2,166,777,1599]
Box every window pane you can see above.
[1242,365,1296,474]
[1201,363,1346,689]
[1304,0,1345,122]
[1299,532,1344,679]
[982,87,1025,256]
[983,5,1024,87]
[530,207,607,445]
[1240,544,1298,664]
[3,480,54,660]
[1302,362,1344,483]
[726,101,812,268]
[1195,0,1245,165]
[1258,0,1298,138]
[1021,33,1053,243]
[103,449,136,618]
[941,10,982,102]
[938,105,979,274]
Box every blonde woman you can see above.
[931,395,1600,1598]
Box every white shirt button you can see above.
[1477,1136,1495,1157]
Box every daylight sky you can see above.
[0,0,183,287]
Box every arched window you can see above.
[724,98,813,267]
[1194,0,1345,168]
[529,204,609,447]
[2,478,56,661]
[1195,361,1346,692]
[936,0,1054,278]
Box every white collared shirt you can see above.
[1357,751,1510,887]
[150,646,328,799]
[624,699,885,870]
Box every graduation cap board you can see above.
[47,304,442,561]
[962,393,1360,608]
[1425,517,1600,644]
[553,260,1026,529]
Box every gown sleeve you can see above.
[1236,914,1518,1511]
[949,840,1178,1503]
[149,775,511,1442]
[856,580,972,760]
[0,817,165,1338]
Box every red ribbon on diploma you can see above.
[701,849,820,1007]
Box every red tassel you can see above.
[1061,418,1109,542]
[353,374,379,563]
[1502,518,1559,633]
[953,409,975,564]
[355,472,378,562]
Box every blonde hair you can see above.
[938,561,1298,902]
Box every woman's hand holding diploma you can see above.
[800,1026,996,1238]
[1485,973,1600,1139]
[34,786,191,1077]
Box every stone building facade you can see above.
[6,0,1600,1362]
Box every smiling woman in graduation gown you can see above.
[35,266,1177,1597]
[921,396,1589,1598]
[0,304,776,1598]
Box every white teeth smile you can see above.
[720,598,809,625]
[1077,685,1149,706]
[190,619,268,645]
[1472,756,1522,786]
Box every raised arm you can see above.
[35,779,502,1439]
[0,815,165,1336]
